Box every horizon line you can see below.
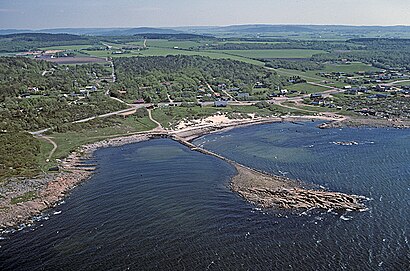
[3,23,410,31]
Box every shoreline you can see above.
[0,114,392,230]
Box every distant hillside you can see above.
[217,25,317,33]
[0,33,94,52]
[0,27,181,36]
[0,33,89,42]
[134,33,215,40]
[180,24,410,34]
[3,25,410,39]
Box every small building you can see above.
[28,87,39,93]
[310,93,323,99]
[85,86,97,92]
[217,83,227,90]
[237,92,250,98]
[20,93,31,99]
[255,82,265,88]
[214,100,228,107]
[134,99,145,104]
[345,88,358,95]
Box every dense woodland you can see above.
[0,56,127,177]
[0,33,96,52]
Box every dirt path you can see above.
[36,135,58,162]
[147,109,163,131]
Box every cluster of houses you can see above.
[343,83,410,97]
[19,85,99,100]
[319,70,410,88]
[309,93,336,108]
[319,70,409,85]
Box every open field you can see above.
[50,116,157,160]
[322,62,381,73]
[40,45,93,51]
[274,68,329,82]
[44,56,107,64]
[83,47,264,65]
[220,41,285,45]
[217,49,327,59]
[286,83,331,94]
[134,47,264,65]
[274,68,347,88]
[39,41,325,66]
[144,39,205,49]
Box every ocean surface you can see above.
[1,122,409,270]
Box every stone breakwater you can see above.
[173,136,368,212]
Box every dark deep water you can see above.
[1,122,409,270]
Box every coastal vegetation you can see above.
[1,31,410,196]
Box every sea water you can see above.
[1,122,409,270]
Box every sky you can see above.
[1,0,410,29]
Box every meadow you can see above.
[216,49,327,59]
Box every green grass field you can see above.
[322,62,381,73]
[145,39,206,49]
[82,47,264,65]
[40,45,93,51]
[274,68,328,82]
[49,116,156,160]
[286,83,331,94]
[216,49,327,59]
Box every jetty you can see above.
[170,133,367,211]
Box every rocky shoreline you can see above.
[319,117,410,129]
[231,165,367,211]
[0,134,152,229]
[0,115,376,230]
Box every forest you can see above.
[0,33,96,52]
[0,57,124,129]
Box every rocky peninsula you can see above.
[0,115,369,230]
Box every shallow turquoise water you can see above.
[1,122,409,270]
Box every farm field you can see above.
[84,46,264,65]
[144,39,206,49]
[216,49,327,59]
[40,45,93,51]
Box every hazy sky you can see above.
[1,0,410,29]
